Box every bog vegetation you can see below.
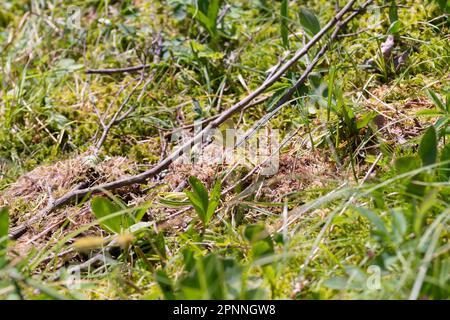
[0,0,449,299]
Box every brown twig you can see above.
[91,68,158,155]
[92,76,144,155]
[85,64,151,75]
[163,95,270,138]
[85,32,163,75]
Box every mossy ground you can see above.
[0,0,448,299]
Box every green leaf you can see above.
[205,179,221,224]
[434,116,450,131]
[194,10,214,33]
[435,0,450,13]
[186,191,206,222]
[0,207,8,239]
[244,224,269,243]
[188,0,222,40]
[391,210,407,243]
[182,248,196,272]
[280,0,289,48]
[299,8,321,37]
[394,156,421,174]
[133,206,147,223]
[388,0,399,34]
[155,269,175,300]
[427,89,446,112]
[179,253,227,299]
[150,231,167,261]
[388,20,401,34]
[356,111,377,129]
[244,224,274,262]
[251,240,274,259]
[419,126,437,167]
[388,0,398,24]
[91,197,127,234]
[158,197,190,207]
[439,142,450,179]
[186,176,211,224]
[0,207,8,255]
[355,207,388,239]
[207,0,221,30]
[415,109,445,117]
[188,176,209,211]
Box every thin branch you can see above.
[92,69,158,155]
[92,76,144,155]
[85,64,151,75]
[163,95,270,138]
[115,72,155,123]
[85,32,163,75]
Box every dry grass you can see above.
[1,153,138,255]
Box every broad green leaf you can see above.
[244,224,269,243]
[251,240,274,259]
[427,89,446,112]
[183,248,196,272]
[188,0,222,39]
[155,269,175,300]
[188,176,209,212]
[388,20,401,34]
[134,206,147,223]
[197,0,210,14]
[186,177,222,226]
[434,116,450,131]
[244,224,274,263]
[439,142,450,179]
[299,8,321,37]
[391,210,407,243]
[0,207,8,255]
[200,254,225,299]
[419,126,437,167]
[435,0,450,13]
[207,0,221,29]
[186,191,207,223]
[195,10,213,32]
[0,207,8,239]
[355,207,388,239]
[91,197,126,234]
[205,179,221,224]
[186,176,211,224]
[179,253,227,299]
[308,72,323,89]
[388,0,398,24]
[394,156,420,174]
[356,111,377,129]
[280,0,289,48]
